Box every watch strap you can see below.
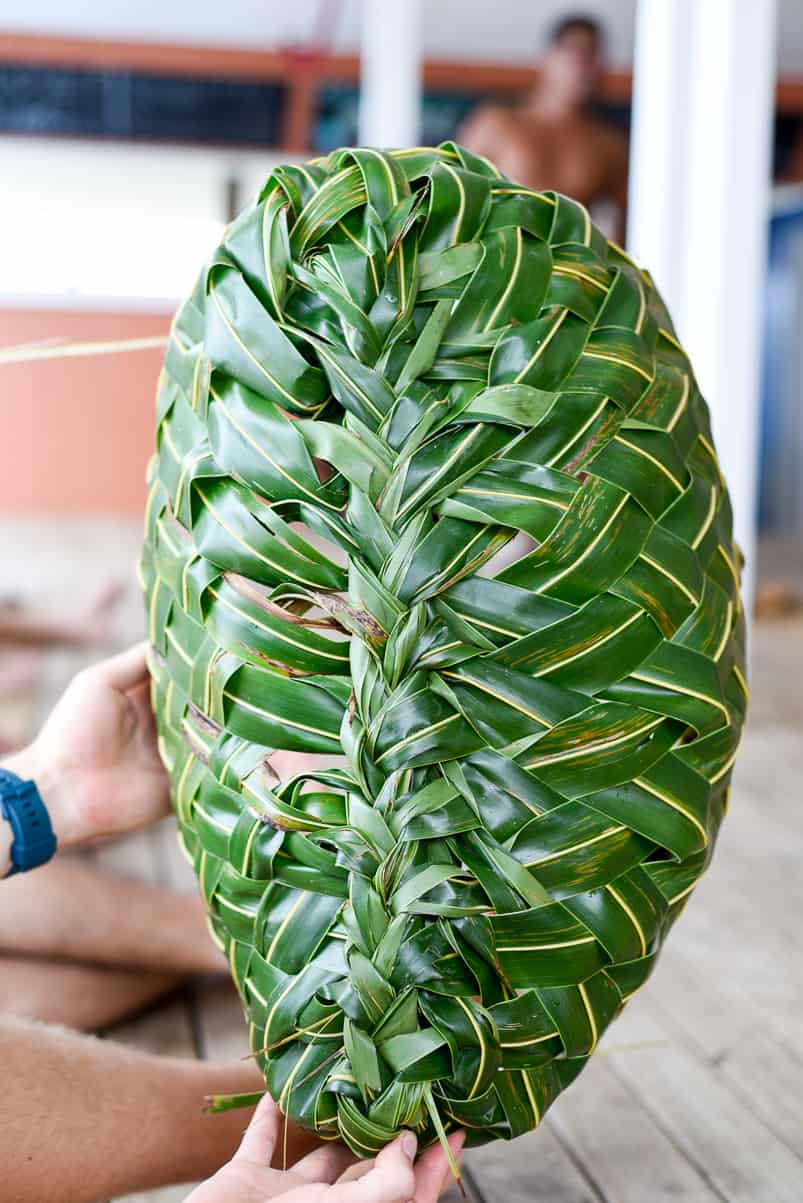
[0,768,57,877]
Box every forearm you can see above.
[0,860,222,973]
[0,957,181,1031]
[2,1017,320,1203]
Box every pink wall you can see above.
[1,307,172,513]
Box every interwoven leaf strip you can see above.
[141,143,747,1154]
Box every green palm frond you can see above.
[141,143,746,1157]
[0,335,167,363]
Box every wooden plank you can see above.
[282,77,321,151]
[730,725,803,814]
[193,977,250,1063]
[94,826,164,883]
[667,861,802,1014]
[0,31,295,82]
[109,993,198,1060]
[644,948,803,1163]
[652,723,802,1002]
[600,996,803,1203]
[545,1051,721,1202]
[627,707,803,1164]
[671,846,802,1007]
[463,1120,607,1203]
[749,608,803,728]
[149,815,198,897]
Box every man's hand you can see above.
[3,642,169,848]
[186,1094,464,1203]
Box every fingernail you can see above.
[400,1131,418,1160]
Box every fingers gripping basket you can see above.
[141,143,747,1155]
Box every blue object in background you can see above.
[761,193,803,534]
[0,64,284,145]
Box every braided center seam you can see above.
[141,142,746,1153]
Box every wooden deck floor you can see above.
[3,518,802,1203]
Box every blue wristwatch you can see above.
[0,767,57,877]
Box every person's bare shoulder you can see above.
[457,104,516,155]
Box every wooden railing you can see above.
[4,30,803,151]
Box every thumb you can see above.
[94,641,151,693]
[329,1131,417,1203]
[411,1131,465,1203]
[232,1093,281,1165]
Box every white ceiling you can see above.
[3,0,803,75]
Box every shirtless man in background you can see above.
[458,14,629,239]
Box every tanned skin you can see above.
[458,21,629,239]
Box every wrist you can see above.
[1,745,86,849]
[0,815,11,874]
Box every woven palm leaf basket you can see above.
[141,142,747,1157]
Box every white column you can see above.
[681,1,776,608]
[626,0,693,316]
[358,0,422,148]
[628,0,777,608]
